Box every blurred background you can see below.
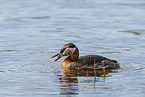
[0,0,145,97]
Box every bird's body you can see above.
[52,43,119,70]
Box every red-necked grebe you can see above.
[52,43,119,70]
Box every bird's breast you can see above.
[61,60,71,69]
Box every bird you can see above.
[52,43,120,70]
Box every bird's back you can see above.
[70,55,119,70]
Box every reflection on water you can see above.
[58,75,79,95]
[58,68,117,96]
[7,16,50,22]
[119,30,145,35]
[62,68,113,77]
[0,50,19,52]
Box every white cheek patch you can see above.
[63,47,76,56]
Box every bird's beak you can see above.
[51,53,63,62]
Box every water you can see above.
[0,0,145,97]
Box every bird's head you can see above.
[52,43,77,61]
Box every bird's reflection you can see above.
[58,75,79,95]
[58,68,114,96]
[61,68,113,77]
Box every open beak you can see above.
[51,53,63,62]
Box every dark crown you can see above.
[60,43,76,53]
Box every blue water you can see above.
[0,0,145,97]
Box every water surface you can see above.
[0,0,145,97]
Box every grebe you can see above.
[52,43,120,70]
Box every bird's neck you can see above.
[61,47,79,69]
